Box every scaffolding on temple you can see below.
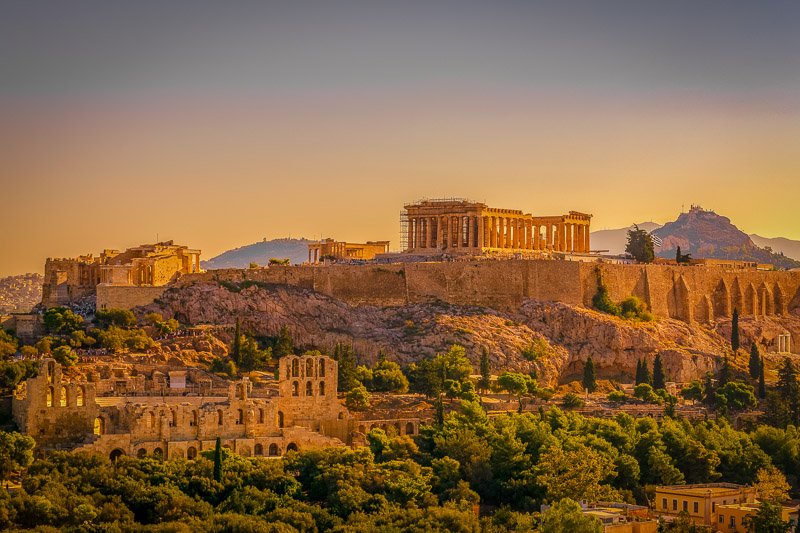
[399,209,409,251]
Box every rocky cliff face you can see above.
[136,279,779,386]
[0,273,42,314]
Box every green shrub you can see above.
[562,392,585,409]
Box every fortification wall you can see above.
[97,285,168,310]
[176,261,800,323]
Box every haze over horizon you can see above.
[2,1,799,276]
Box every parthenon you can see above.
[402,199,592,255]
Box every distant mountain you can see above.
[202,238,312,269]
[0,273,43,314]
[652,206,800,269]
[750,234,800,262]
[590,222,662,255]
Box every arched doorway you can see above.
[110,448,125,462]
[254,443,264,456]
[187,447,197,460]
[153,447,163,458]
[137,448,147,458]
[406,422,415,435]
[286,442,298,452]
[268,443,280,456]
[94,417,105,435]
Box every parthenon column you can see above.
[567,224,574,253]
[504,218,510,248]
[481,216,488,249]
[557,224,565,251]
[584,224,590,252]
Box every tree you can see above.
[497,372,535,412]
[213,437,222,482]
[333,343,359,392]
[0,330,18,358]
[749,343,762,379]
[582,356,597,393]
[625,225,655,263]
[409,345,473,398]
[776,358,800,425]
[0,431,35,485]
[680,381,704,403]
[715,381,757,412]
[94,308,136,329]
[370,359,409,393]
[633,383,661,404]
[652,353,665,390]
[743,502,792,533]
[479,347,491,393]
[592,270,621,316]
[238,335,271,371]
[675,246,692,265]
[719,354,731,386]
[274,326,293,358]
[540,498,601,533]
[52,345,78,367]
[754,465,790,504]
[635,358,651,386]
[231,318,241,366]
[536,444,618,503]
[562,392,585,409]
[43,307,84,335]
[731,308,740,352]
[758,357,766,400]
[345,384,370,410]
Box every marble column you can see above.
[584,224,591,252]
[481,216,488,248]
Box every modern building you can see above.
[654,483,757,527]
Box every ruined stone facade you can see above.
[401,199,591,256]
[12,354,355,460]
[307,238,390,263]
[42,241,201,309]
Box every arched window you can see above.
[291,381,299,396]
[319,359,326,377]
[217,409,224,425]
[46,387,53,408]
[306,381,313,396]
[76,386,85,407]
[268,443,279,456]
[137,448,147,458]
[406,422,415,435]
[187,447,197,460]
[319,381,325,396]
[306,359,314,377]
[190,410,198,427]
[277,411,284,428]
[153,447,163,458]
[148,412,155,429]
[110,449,124,462]
[236,409,244,425]
[254,443,264,456]
[236,383,244,399]
[285,363,291,379]
[47,361,55,383]
[258,408,265,424]
[286,442,298,452]
[60,386,67,407]
[94,417,105,435]
[291,359,299,377]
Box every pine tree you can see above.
[652,354,665,390]
[274,326,293,358]
[213,437,222,482]
[703,372,716,405]
[231,318,241,366]
[758,356,766,400]
[582,356,597,392]
[731,308,740,353]
[749,343,761,379]
[434,394,444,427]
[776,358,800,425]
[720,354,731,386]
[479,347,491,393]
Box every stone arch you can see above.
[286,442,298,452]
[277,411,285,428]
[46,387,54,408]
[137,448,147,459]
[94,417,105,435]
[236,409,244,425]
[319,359,326,377]
[713,280,731,318]
[292,381,299,396]
[268,443,279,456]
[76,386,85,407]
[305,358,314,377]
[254,443,264,456]
[358,424,366,434]
[695,295,713,324]
[306,381,313,396]
[745,283,758,317]
[405,422,415,435]
[319,381,325,396]
[291,358,299,378]
[110,449,125,462]
[47,361,55,383]
[760,282,774,316]
[187,447,197,460]
[670,275,692,322]
[153,447,163,458]
[731,278,744,316]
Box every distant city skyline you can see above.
[2,1,799,276]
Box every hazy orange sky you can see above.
[1,1,799,276]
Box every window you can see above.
[662,498,667,510]
[319,381,325,395]
[277,411,284,428]
[236,409,244,425]
[254,443,263,456]
[187,447,197,460]
[259,408,265,424]
[719,515,724,524]
[292,381,299,396]
[673,499,677,511]
[730,516,735,528]
[76,386,85,407]
[291,359,299,377]
[319,360,326,377]
[46,387,54,408]
[682,501,687,512]
[268,443,279,456]
[306,381,313,396]
[217,409,224,425]
[693,502,698,514]
[190,410,198,427]
[306,359,314,377]
[94,417,105,435]
[712,502,716,513]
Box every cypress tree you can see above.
[479,347,491,393]
[582,356,597,392]
[749,343,761,379]
[231,318,241,366]
[777,358,800,425]
[635,358,651,385]
[758,356,766,400]
[213,437,222,482]
[676,246,681,263]
[434,394,444,427]
[703,372,715,405]
[274,326,293,358]
[652,354,665,390]
[731,308,740,353]
[635,359,643,385]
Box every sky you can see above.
[1,1,799,276]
